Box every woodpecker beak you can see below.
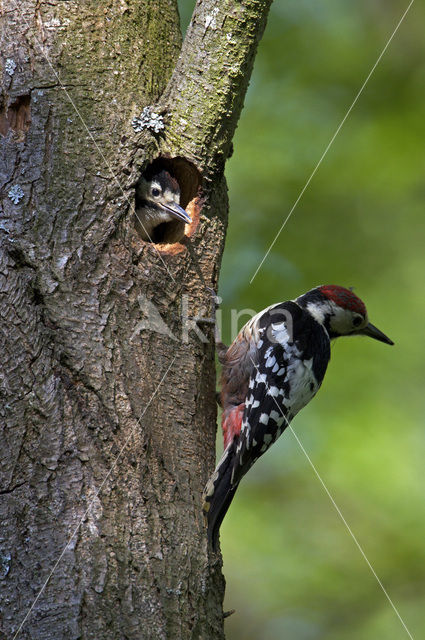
[360,322,394,345]
[159,202,192,225]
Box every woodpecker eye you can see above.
[151,187,161,197]
[353,315,363,327]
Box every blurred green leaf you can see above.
[178,1,425,637]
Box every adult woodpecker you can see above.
[203,285,393,550]
[135,169,191,241]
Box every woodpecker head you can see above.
[135,170,191,239]
[296,285,394,345]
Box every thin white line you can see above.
[287,425,414,640]
[250,0,415,284]
[7,9,179,637]
[12,356,177,640]
[10,2,176,282]
[247,356,414,639]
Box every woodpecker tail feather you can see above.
[202,440,239,551]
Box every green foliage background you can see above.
[179,2,424,638]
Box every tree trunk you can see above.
[0,1,271,638]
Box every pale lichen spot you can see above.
[8,185,24,204]
[5,58,16,76]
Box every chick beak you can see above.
[360,322,394,345]
[159,201,192,225]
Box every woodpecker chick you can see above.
[135,169,191,241]
[203,285,393,550]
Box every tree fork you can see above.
[0,1,272,638]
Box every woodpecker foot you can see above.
[205,286,219,306]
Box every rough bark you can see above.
[0,1,271,639]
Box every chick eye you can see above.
[353,315,363,327]
[151,188,161,197]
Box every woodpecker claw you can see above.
[205,287,221,309]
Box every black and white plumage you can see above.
[135,169,191,241]
[203,285,393,550]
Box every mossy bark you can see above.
[0,1,271,638]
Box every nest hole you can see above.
[135,157,201,244]
[0,94,31,137]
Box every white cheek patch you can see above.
[328,301,362,335]
[163,188,179,203]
